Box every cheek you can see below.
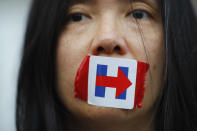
[56,26,98,117]
[56,23,97,93]
[56,25,95,78]
[123,20,164,109]
[56,33,87,108]
[140,24,165,109]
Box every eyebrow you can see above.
[69,0,159,9]
[130,0,160,9]
[70,0,159,3]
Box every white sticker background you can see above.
[88,56,137,109]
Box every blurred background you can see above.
[0,0,196,131]
[0,0,31,131]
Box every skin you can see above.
[56,0,165,130]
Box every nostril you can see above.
[114,45,121,52]
[94,44,125,55]
[97,46,104,52]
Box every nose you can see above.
[90,15,128,56]
[92,39,127,55]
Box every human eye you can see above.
[68,12,89,22]
[127,9,151,20]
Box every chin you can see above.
[66,98,141,124]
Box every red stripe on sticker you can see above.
[74,56,90,101]
[134,61,149,108]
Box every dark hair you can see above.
[156,0,197,130]
[16,0,197,131]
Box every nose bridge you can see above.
[90,12,127,55]
[98,12,118,39]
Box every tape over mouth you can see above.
[74,55,149,109]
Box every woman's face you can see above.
[56,0,164,128]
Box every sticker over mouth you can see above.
[74,55,149,109]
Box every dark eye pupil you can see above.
[133,11,144,19]
[71,13,82,21]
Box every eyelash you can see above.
[68,12,89,22]
[68,9,151,23]
[127,9,151,20]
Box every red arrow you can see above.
[96,68,132,98]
